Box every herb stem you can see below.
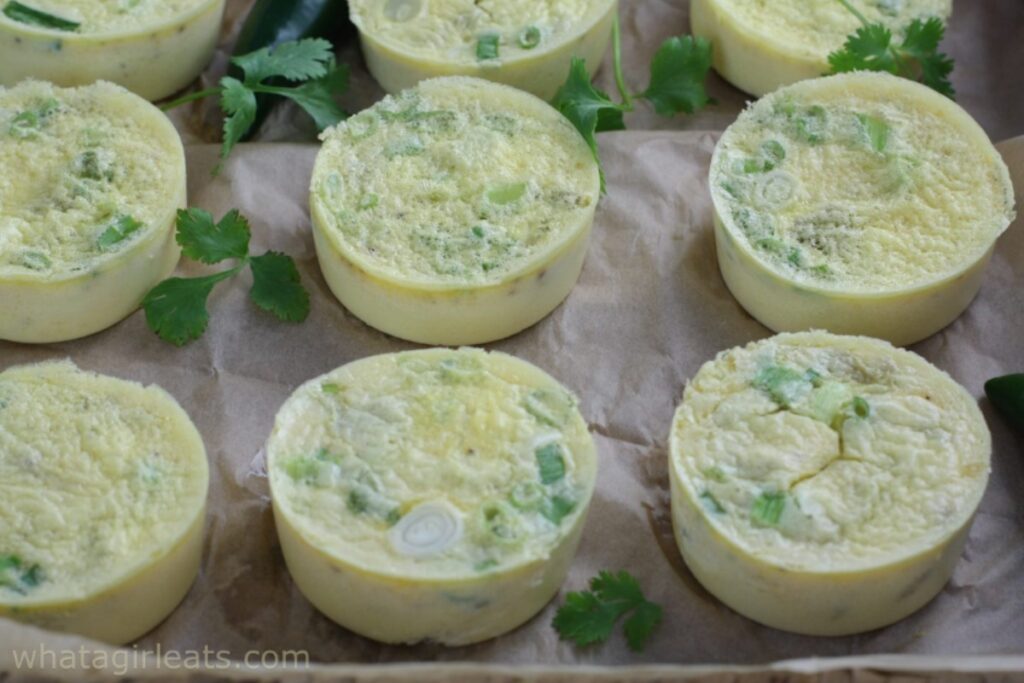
[611,17,634,110]
[835,0,870,27]
[160,87,223,112]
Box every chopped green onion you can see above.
[524,388,574,427]
[700,491,725,514]
[702,466,728,483]
[858,114,890,153]
[357,193,379,211]
[19,251,51,271]
[476,33,500,61]
[481,501,522,544]
[518,26,541,49]
[321,383,341,394]
[752,365,810,407]
[487,181,527,205]
[536,442,566,485]
[97,214,143,251]
[471,225,485,238]
[751,492,786,526]
[540,495,576,524]
[510,481,545,510]
[3,1,80,31]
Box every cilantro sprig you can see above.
[143,209,310,346]
[161,39,348,164]
[551,18,713,190]
[553,570,663,652]
[828,0,955,98]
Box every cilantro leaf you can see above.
[175,208,250,264]
[551,58,627,190]
[142,270,239,347]
[624,600,664,652]
[219,77,257,162]
[249,252,311,323]
[142,209,311,346]
[232,38,334,84]
[550,17,711,192]
[553,571,663,652]
[161,39,350,168]
[641,35,714,116]
[277,63,349,131]
[828,5,955,98]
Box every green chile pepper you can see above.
[985,374,1024,430]
[232,0,353,139]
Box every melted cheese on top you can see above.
[0,0,212,34]
[349,0,610,63]
[672,332,990,571]
[0,80,183,279]
[268,348,596,580]
[707,0,950,61]
[311,77,598,286]
[0,361,208,605]
[711,72,1015,292]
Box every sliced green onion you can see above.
[751,492,786,526]
[3,1,80,31]
[510,481,545,510]
[700,491,725,514]
[389,502,463,557]
[476,33,500,61]
[517,26,541,49]
[536,442,566,485]
[486,182,527,205]
[97,214,143,251]
[19,251,51,270]
[850,396,871,419]
[540,495,576,524]
[858,114,890,153]
[321,382,341,394]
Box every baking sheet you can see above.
[0,130,1022,678]
[168,0,1024,145]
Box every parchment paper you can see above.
[2,1,1024,680]
[0,130,1022,679]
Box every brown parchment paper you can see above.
[3,1,1024,680]
[0,129,1023,680]
[167,0,1024,146]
